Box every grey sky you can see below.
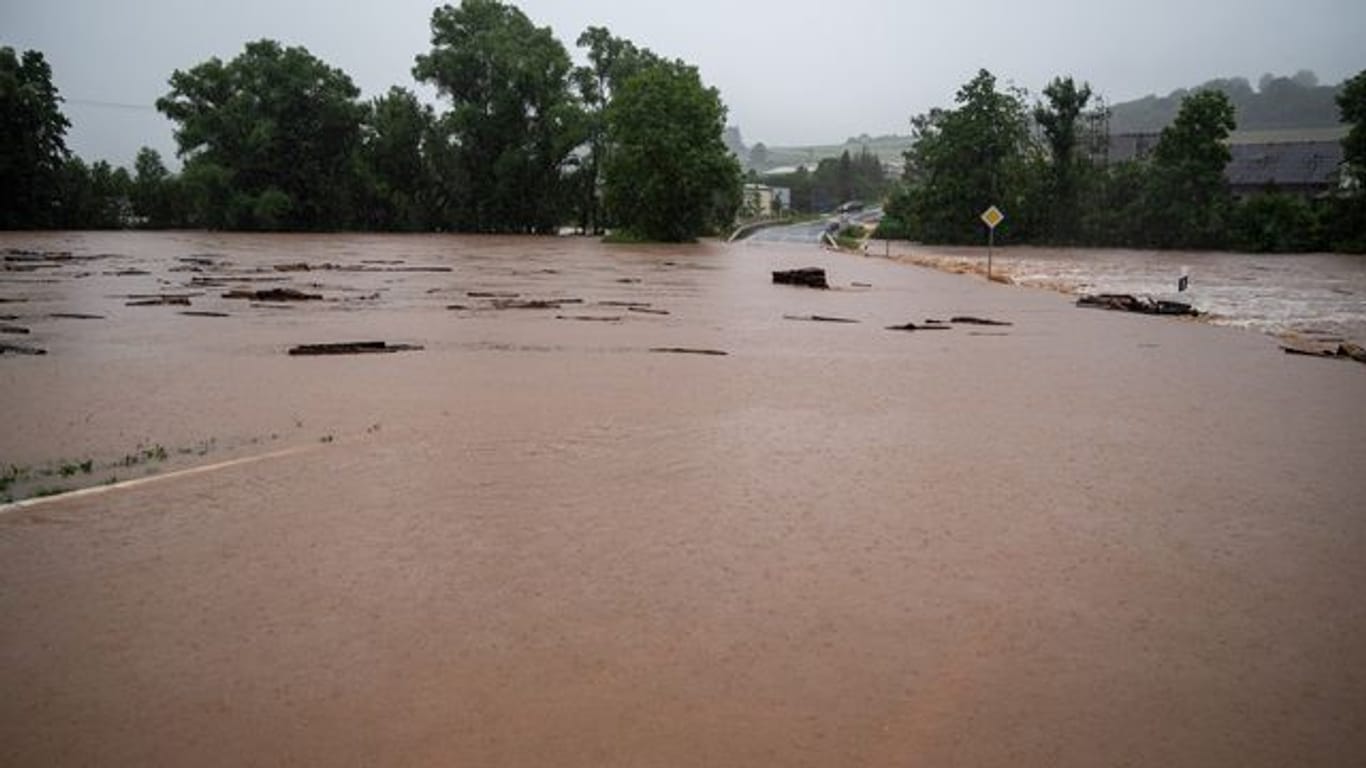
[3,0,1363,167]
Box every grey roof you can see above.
[1105,132,1161,163]
[1225,140,1343,188]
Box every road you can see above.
[742,207,883,244]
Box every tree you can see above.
[748,142,769,170]
[1034,76,1094,241]
[1328,69,1366,251]
[1142,89,1236,248]
[572,27,658,233]
[1338,69,1366,182]
[1229,192,1320,253]
[130,147,181,227]
[0,47,71,228]
[356,87,437,230]
[414,0,584,233]
[602,60,741,241]
[891,69,1036,243]
[156,39,365,230]
[54,157,130,229]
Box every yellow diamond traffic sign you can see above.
[980,205,1004,229]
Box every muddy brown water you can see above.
[2,232,1365,766]
[890,243,1366,347]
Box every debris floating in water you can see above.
[287,341,424,356]
[649,347,728,356]
[1280,342,1366,365]
[127,296,192,307]
[783,314,860,323]
[772,268,829,289]
[949,316,1013,326]
[223,288,322,302]
[885,321,951,332]
[0,342,46,356]
[1076,294,1198,316]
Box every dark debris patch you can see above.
[127,296,192,307]
[649,347,727,356]
[950,316,1013,326]
[0,342,46,356]
[223,288,322,301]
[772,268,829,289]
[1076,294,1198,316]
[886,322,952,332]
[288,341,424,356]
[783,314,860,323]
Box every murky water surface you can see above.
[892,244,1366,345]
[2,232,1364,767]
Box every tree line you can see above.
[0,0,741,241]
[757,147,890,214]
[1109,71,1344,134]
[877,69,1366,253]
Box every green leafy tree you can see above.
[890,69,1036,243]
[1034,76,1093,241]
[130,147,183,227]
[1142,89,1236,248]
[1328,69,1366,251]
[1076,160,1149,246]
[414,0,584,233]
[156,39,365,230]
[572,27,658,233]
[1338,70,1366,187]
[54,158,131,229]
[0,47,71,228]
[1229,192,1321,253]
[356,87,437,230]
[602,59,741,241]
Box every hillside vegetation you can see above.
[738,70,1351,173]
[1110,71,1344,133]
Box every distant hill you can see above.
[732,70,1351,174]
[735,133,914,173]
[1109,71,1346,134]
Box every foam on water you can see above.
[903,245,1366,345]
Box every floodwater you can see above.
[2,232,1365,766]
[890,243,1366,346]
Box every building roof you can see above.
[1106,132,1161,163]
[1225,140,1343,188]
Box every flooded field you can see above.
[891,244,1366,347]
[2,232,1365,766]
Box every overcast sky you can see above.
[3,0,1363,167]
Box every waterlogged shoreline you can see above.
[3,232,1365,767]
[883,242,1366,348]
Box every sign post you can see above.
[979,205,1004,281]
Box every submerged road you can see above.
[744,207,884,245]
[2,231,1363,768]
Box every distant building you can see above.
[1105,133,1345,198]
[1225,140,1344,199]
[743,184,791,216]
[1106,132,1162,163]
